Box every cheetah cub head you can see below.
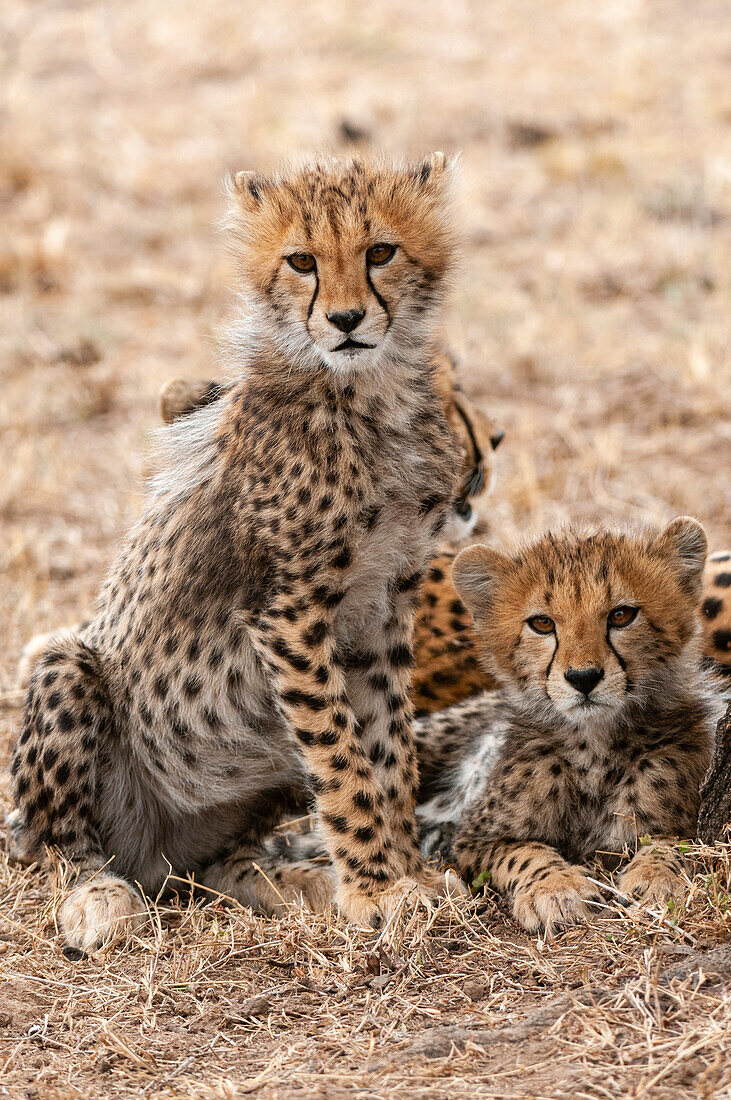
[453,517,707,727]
[228,154,457,373]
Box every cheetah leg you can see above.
[341,571,449,891]
[374,577,464,899]
[244,594,439,927]
[464,839,603,933]
[618,836,685,908]
[9,635,144,950]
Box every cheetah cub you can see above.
[9,155,461,949]
[417,518,719,933]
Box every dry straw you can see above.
[1,834,730,1097]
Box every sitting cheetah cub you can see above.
[417,518,719,932]
[9,155,461,949]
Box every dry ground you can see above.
[1,0,730,1096]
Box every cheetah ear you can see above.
[452,544,511,621]
[232,170,272,212]
[410,151,459,187]
[654,516,707,595]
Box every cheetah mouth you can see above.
[332,338,376,352]
[570,695,622,721]
[567,695,605,714]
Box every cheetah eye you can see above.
[527,615,555,635]
[286,252,316,274]
[607,606,638,629]
[366,243,396,266]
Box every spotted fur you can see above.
[158,351,503,544]
[412,550,495,716]
[416,519,719,932]
[9,154,463,947]
[15,357,504,741]
[700,550,731,676]
[156,357,502,721]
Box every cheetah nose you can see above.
[327,308,365,333]
[564,667,605,696]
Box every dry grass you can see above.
[1,841,731,1097]
[1,0,730,1096]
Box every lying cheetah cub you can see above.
[9,155,462,949]
[417,518,719,932]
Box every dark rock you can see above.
[698,701,731,843]
[338,118,372,144]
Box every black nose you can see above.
[490,430,505,451]
[327,308,365,333]
[564,667,605,696]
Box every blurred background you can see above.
[0,0,729,695]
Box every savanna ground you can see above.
[1,1,730,1096]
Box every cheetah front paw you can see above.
[337,877,433,928]
[59,875,146,951]
[337,868,467,928]
[512,867,602,933]
[618,861,683,908]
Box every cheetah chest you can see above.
[335,496,440,652]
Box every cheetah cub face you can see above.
[230,155,455,373]
[454,517,707,729]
